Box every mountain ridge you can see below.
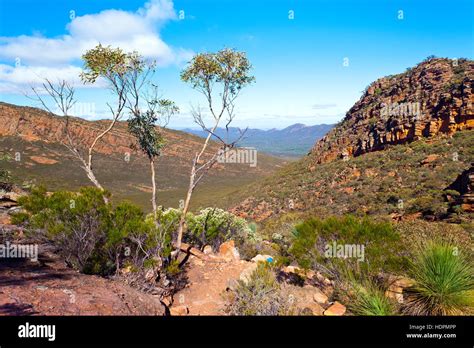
[181,123,334,158]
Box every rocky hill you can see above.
[0,102,284,210]
[229,58,474,223]
[311,57,473,164]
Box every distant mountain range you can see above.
[180,123,334,158]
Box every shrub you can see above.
[13,186,173,277]
[185,207,259,258]
[407,191,448,217]
[288,215,407,277]
[14,187,112,272]
[225,263,296,315]
[403,242,474,315]
[345,278,398,316]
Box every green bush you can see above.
[186,207,258,252]
[403,242,474,315]
[154,207,258,258]
[225,263,296,315]
[13,186,173,276]
[288,215,407,277]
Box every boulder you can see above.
[324,301,346,316]
[203,245,213,255]
[251,254,274,263]
[170,305,189,316]
[218,240,240,261]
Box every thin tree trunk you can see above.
[174,167,195,254]
[76,155,108,203]
[174,124,218,257]
[83,118,118,204]
[150,157,157,219]
[88,118,118,171]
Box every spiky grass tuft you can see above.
[403,242,474,315]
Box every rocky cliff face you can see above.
[0,102,213,162]
[310,58,473,165]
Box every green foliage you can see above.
[181,48,255,96]
[128,99,179,160]
[80,44,143,83]
[186,207,257,251]
[225,263,295,315]
[13,186,173,276]
[0,153,12,184]
[288,216,406,276]
[407,191,448,217]
[403,242,474,315]
[345,276,398,316]
[423,55,437,62]
[153,207,259,259]
[128,111,165,159]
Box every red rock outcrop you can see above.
[310,58,473,165]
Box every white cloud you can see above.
[0,0,193,94]
[0,64,85,94]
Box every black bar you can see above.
[0,316,472,347]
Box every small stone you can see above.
[323,278,332,286]
[283,265,300,274]
[218,240,240,261]
[144,269,155,282]
[170,305,189,316]
[324,301,346,316]
[226,279,239,291]
[251,254,273,263]
[393,277,415,288]
[162,296,173,307]
[203,245,213,255]
[420,154,439,166]
[305,270,316,279]
[312,288,329,304]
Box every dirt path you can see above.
[170,249,252,315]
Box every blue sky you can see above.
[0,0,472,129]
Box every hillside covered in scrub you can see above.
[230,58,474,224]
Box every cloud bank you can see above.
[0,0,192,93]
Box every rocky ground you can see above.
[168,241,345,316]
[0,243,167,315]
